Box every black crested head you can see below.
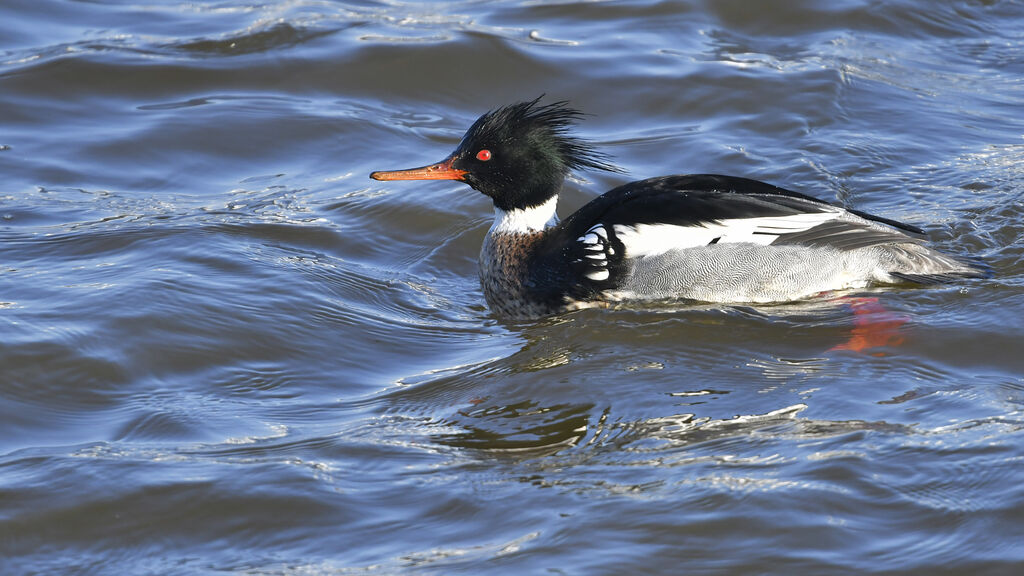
[449,97,623,211]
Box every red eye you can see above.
[476,149,492,161]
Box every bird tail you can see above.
[882,244,991,285]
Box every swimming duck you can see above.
[370,98,986,319]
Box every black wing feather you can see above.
[556,175,813,238]
[556,174,925,241]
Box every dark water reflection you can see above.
[2,0,1024,574]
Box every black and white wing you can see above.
[557,174,923,279]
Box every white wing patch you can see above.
[576,224,613,281]
[613,212,840,258]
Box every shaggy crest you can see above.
[463,96,623,175]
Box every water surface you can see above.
[2,1,1023,574]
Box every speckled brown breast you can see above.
[478,231,562,319]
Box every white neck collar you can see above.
[488,195,559,234]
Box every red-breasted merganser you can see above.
[370,98,987,319]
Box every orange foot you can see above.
[829,297,909,355]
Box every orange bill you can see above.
[370,156,466,181]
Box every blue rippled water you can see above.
[2,1,1023,574]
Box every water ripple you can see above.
[3,0,1024,573]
